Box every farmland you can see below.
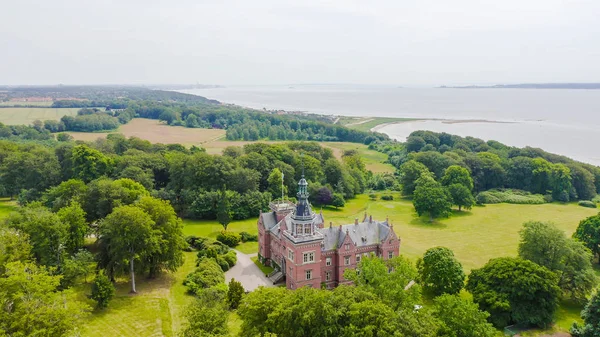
[0,107,79,125]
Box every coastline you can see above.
[369,118,514,133]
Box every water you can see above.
[180,86,600,165]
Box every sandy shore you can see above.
[370,118,514,132]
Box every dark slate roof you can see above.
[294,199,312,218]
[260,212,278,231]
[320,220,390,251]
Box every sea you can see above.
[179,85,600,166]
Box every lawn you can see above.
[0,107,80,125]
[321,142,395,173]
[0,101,53,107]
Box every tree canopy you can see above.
[417,247,465,296]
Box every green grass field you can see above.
[0,107,80,125]
[322,142,395,173]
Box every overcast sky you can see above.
[1,0,599,86]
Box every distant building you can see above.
[257,175,400,289]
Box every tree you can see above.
[324,158,343,187]
[519,221,597,300]
[417,247,465,296]
[57,202,88,255]
[571,290,600,337]
[399,160,432,196]
[406,136,426,152]
[573,214,600,263]
[412,174,452,222]
[6,203,68,268]
[331,193,345,208]
[181,292,229,337]
[0,261,90,336]
[98,205,158,293]
[60,250,95,288]
[314,186,333,205]
[71,145,113,182]
[447,183,475,211]
[567,163,596,200]
[441,165,474,190]
[227,278,245,309]
[267,168,286,200]
[551,163,572,202]
[90,270,115,309]
[217,188,232,230]
[83,178,149,222]
[433,294,497,337]
[135,196,186,278]
[43,179,88,211]
[0,227,31,275]
[466,257,561,328]
[344,256,421,311]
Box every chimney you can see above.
[354,218,358,225]
[386,215,389,223]
[339,225,342,231]
[369,215,372,223]
[329,222,332,228]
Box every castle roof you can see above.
[320,218,391,251]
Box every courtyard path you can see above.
[225,250,273,291]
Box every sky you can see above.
[1,0,599,86]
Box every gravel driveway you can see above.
[225,250,274,291]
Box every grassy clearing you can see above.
[0,107,80,125]
[339,116,418,132]
[322,141,395,173]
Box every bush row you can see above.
[475,189,547,205]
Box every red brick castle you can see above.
[257,175,400,289]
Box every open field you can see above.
[67,118,394,173]
[0,107,79,125]
[68,118,227,145]
[0,101,53,107]
[339,116,419,132]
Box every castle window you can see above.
[288,249,294,262]
[344,256,351,265]
[388,251,394,259]
[345,244,350,251]
[306,270,312,280]
[303,251,315,264]
[326,271,331,281]
[304,225,311,235]
[356,254,361,263]
[326,257,331,266]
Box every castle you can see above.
[257,175,400,289]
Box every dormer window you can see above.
[304,226,311,235]
[345,244,350,250]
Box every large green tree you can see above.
[433,294,498,337]
[417,247,465,296]
[6,203,68,267]
[344,256,421,311]
[216,187,232,230]
[412,174,452,222]
[399,160,432,196]
[0,261,90,336]
[519,221,597,300]
[573,214,600,262]
[267,167,286,200]
[441,165,474,190]
[551,163,572,202]
[57,202,88,255]
[71,144,113,182]
[83,178,149,222]
[0,227,31,275]
[446,183,475,211]
[135,196,186,278]
[466,257,561,328]
[98,205,159,293]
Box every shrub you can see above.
[368,193,377,200]
[578,200,597,208]
[381,195,394,201]
[592,195,600,203]
[216,231,241,247]
[222,250,237,268]
[331,193,345,208]
[240,231,258,242]
[90,271,115,309]
[475,189,546,205]
[184,258,225,294]
[216,256,230,271]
